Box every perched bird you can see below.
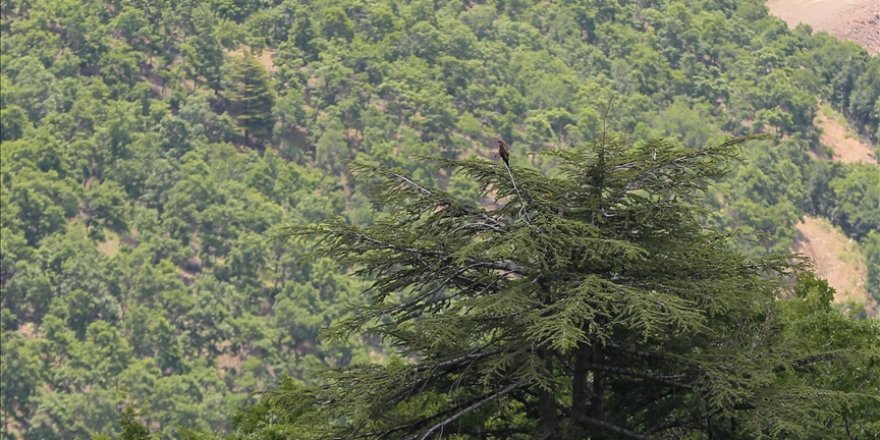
[498,139,510,166]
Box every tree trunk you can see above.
[568,340,591,440]
[590,344,606,437]
[538,355,560,439]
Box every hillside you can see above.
[814,106,878,165]
[767,0,880,313]
[767,0,880,54]
[797,103,878,317]
[794,216,877,316]
[1,0,879,438]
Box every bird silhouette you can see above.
[498,139,510,166]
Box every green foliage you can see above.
[223,54,275,143]
[0,105,28,141]
[1,0,877,438]
[183,6,226,90]
[118,407,153,440]
[827,164,880,240]
[865,231,880,303]
[782,274,880,436]
[847,59,880,138]
[248,138,878,439]
[1,332,41,432]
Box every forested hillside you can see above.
[1,0,878,438]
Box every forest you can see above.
[1,0,878,439]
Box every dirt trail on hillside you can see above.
[793,216,877,316]
[767,0,880,54]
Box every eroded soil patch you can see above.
[793,216,877,316]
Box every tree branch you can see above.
[347,228,530,275]
[617,388,676,422]
[415,380,526,440]
[645,409,721,435]
[580,416,649,440]
[502,161,531,224]
[583,363,691,389]
[386,169,505,228]
[413,349,502,373]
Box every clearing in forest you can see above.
[793,216,877,316]
[814,106,878,166]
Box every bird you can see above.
[497,139,510,166]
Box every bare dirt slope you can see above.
[793,216,877,315]
[814,109,878,166]
[767,0,880,54]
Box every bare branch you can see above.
[583,363,691,389]
[502,160,532,224]
[415,380,527,440]
[390,171,436,197]
[413,349,503,373]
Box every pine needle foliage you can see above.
[253,137,879,440]
[223,54,275,141]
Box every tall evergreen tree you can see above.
[222,54,275,145]
[247,136,878,439]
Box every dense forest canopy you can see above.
[0,0,878,439]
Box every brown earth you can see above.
[766,0,880,54]
[97,231,121,256]
[255,49,276,72]
[217,352,245,374]
[793,216,877,316]
[814,110,878,166]
[18,321,37,339]
[226,47,276,72]
[798,108,876,316]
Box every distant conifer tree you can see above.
[222,54,275,146]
